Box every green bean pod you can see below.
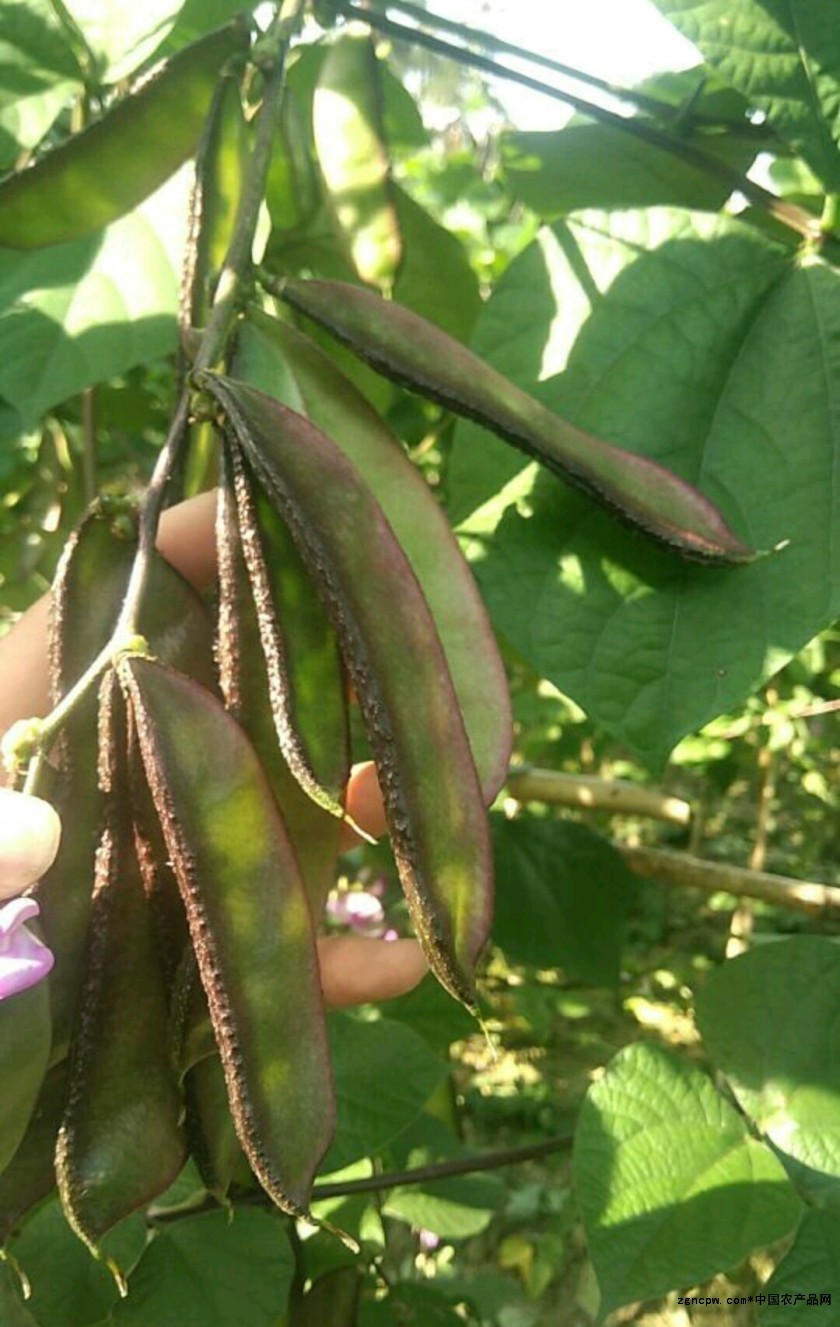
[223,439,350,822]
[279,277,756,564]
[0,24,250,250]
[38,502,215,1060]
[56,674,186,1256]
[233,308,512,802]
[313,32,402,289]
[216,453,344,917]
[183,1052,243,1201]
[120,655,335,1219]
[201,374,493,1010]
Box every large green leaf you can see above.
[63,0,185,81]
[761,1211,839,1324]
[574,1041,802,1314]
[112,1209,295,1327]
[0,1263,40,1327]
[383,1172,503,1239]
[501,117,758,216]
[9,1199,145,1327]
[392,185,480,342]
[0,171,186,426]
[0,1,82,171]
[451,210,840,768]
[696,938,840,1204]
[653,0,840,191]
[0,977,51,1176]
[491,815,635,984]
[324,1014,447,1172]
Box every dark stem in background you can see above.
[333,0,822,243]
[363,0,770,133]
[148,1132,574,1225]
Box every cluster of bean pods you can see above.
[0,37,757,1264]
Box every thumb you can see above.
[0,788,62,900]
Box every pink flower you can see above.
[0,898,54,1000]
[326,889,386,935]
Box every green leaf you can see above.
[384,1172,504,1239]
[324,1014,447,1172]
[291,1268,361,1327]
[452,210,840,768]
[392,185,480,343]
[112,1209,295,1327]
[695,937,840,1203]
[63,0,186,80]
[653,0,840,191]
[0,977,51,1177]
[574,1042,802,1314]
[760,1211,840,1324]
[501,118,757,216]
[0,1263,40,1327]
[490,815,636,984]
[0,2,82,171]
[9,1198,145,1327]
[382,973,476,1053]
[0,25,246,249]
[0,172,186,426]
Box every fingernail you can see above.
[0,789,62,898]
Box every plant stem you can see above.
[335,0,821,243]
[30,2,305,757]
[362,0,768,134]
[311,1133,573,1199]
[149,1133,574,1225]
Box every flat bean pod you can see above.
[120,656,335,1218]
[0,24,249,249]
[56,675,185,1255]
[39,504,215,1061]
[279,277,756,564]
[225,441,350,823]
[201,374,493,1010]
[216,456,344,917]
[233,309,512,802]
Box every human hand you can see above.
[0,494,426,1007]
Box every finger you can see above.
[0,789,62,900]
[0,596,52,765]
[317,936,427,1008]
[156,490,218,591]
[341,761,387,849]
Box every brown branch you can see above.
[507,767,691,825]
[617,843,840,917]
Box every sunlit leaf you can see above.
[574,1041,802,1313]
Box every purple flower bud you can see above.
[417,1228,440,1251]
[0,897,54,1000]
